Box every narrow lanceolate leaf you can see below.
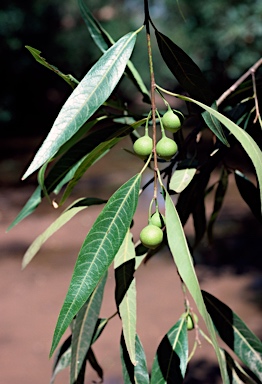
[202,105,230,147]
[22,198,106,269]
[220,348,258,384]
[70,273,107,384]
[234,170,262,223]
[150,317,188,384]
[202,290,262,381]
[51,335,72,384]
[207,167,229,242]
[120,333,149,384]
[78,0,150,103]
[155,30,215,105]
[170,168,197,193]
[165,190,229,384]
[25,46,79,88]
[115,231,137,365]
[157,89,262,214]
[22,31,138,180]
[50,173,141,357]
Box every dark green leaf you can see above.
[202,104,230,146]
[155,30,215,105]
[120,333,149,384]
[207,167,229,242]
[51,335,72,384]
[22,31,138,180]
[78,0,150,103]
[192,192,206,247]
[50,173,141,356]
[234,170,262,223]
[25,46,79,88]
[70,273,107,384]
[86,348,103,382]
[150,317,188,384]
[221,348,258,384]
[202,290,262,381]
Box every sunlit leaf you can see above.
[25,46,79,88]
[165,190,229,383]
[202,290,262,381]
[22,31,138,180]
[157,87,262,214]
[21,198,106,269]
[70,273,107,384]
[169,168,197,193]
[78,0,150,102]
[50,173,141,356]
[150,317,188,384]
[120,333,149,384]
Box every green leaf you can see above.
[220,348,258,384]
[150,317,188,384]
[120,333,149,384]
[157,88,262,215]
[78,0,150,103]
[192,193,206,247]
[114,231,137,366]
[7,186,42,231]
[25,46,79,88]
[202,290,262,381]
[50,173,141,357]
[165,190,230,383]
[70,273,107,384]
[86,348,103,382]
[155,30,215,105]
[21,197,106,269]
[207,167,229,242]
[169,168,197,193]
[234,170,262,223]
[202,104,230,147]
[22,31,138,180]
[51,335,72,384]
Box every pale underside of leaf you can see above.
[170,168,197,193]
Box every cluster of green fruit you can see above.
[140,211,165,249]
[133,108,183,160]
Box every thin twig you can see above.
[216,57,262,106]
[251,69,261,126]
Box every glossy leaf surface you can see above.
[22,31,137,180]
[50,173,141,356]
[150,317,188,384]
[169,168,196,193]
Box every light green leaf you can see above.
[157,87,262,214]
[50,173,141,357]
[150,317,188,384]
[22,31,138,180]
[78,0,150,102]
[202,290,262,381]
[170,168,197,193]
[51,346,71,384]
[115,231,137,365]
[70,273,107,384]
[21,197,106,269]
[120,333,149,384]
[165,190,229,383]
[25,46,79,88]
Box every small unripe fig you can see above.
[150,212,166,228]
[162,110,183,133]
[156,137,178,160]
[140,224,163,249]
[186,314,198,330]
[133,136,153,158]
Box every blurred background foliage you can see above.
[1,0,261,137]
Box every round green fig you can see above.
[162,110,183,133]
[150,212,166,228]
[156,137,178,160]
[140,224,163,249]
[133,136,153,158]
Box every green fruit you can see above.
[133,136,153,158]
[150,212,166,228]
[140,224,163,249]
[162,110,183,133]
[186,314,198,330]
[156,137,178,160]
